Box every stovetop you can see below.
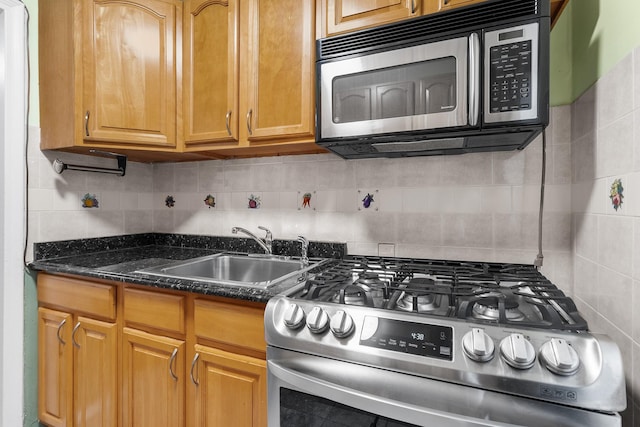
[290,255,587,331]
[265,255,627,412]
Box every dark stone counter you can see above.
[29,233,347,303]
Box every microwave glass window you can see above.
[332,57,457,124]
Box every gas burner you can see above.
[330,284,378,307]
[394,276,448,313]
[471,296,525,322]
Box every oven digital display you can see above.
[359,317,453,361]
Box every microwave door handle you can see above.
[468,32,480,127]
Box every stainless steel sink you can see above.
[136,253,321,288]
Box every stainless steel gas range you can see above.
[264,256,626,427]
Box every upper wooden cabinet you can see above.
[183,0,322,157]
[321,0,570,37]
[39,0,209,162]
[82,0,179,148]
[183,0,240,146]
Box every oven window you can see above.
[332,57,457,124]
[280,388,418,427]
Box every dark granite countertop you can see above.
[29,233,347,303]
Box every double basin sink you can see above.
[136,253,323,289]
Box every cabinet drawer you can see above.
[194,299,266,353]
[37,274,116,321]
[124,288,185,335]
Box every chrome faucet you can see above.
[297,235,309,267]
[231,226,272,255]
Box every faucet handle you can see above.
[258,226,272,241]
[297,236,309,266]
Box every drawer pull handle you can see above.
[190,353,200,386]
[225,111,232,136]
[56,319,67,345]
[72,322,81,348]
[411,0,417,13]
[169,348,179,381]
[84,111,90,136]
[246,109,253,135]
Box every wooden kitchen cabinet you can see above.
[191,345,267,427]
[188,298,267,427]
[121,328,186,427]
[39,0,207,162]
[183,0,322,158]
[37,275,267,427]
[322,0,569,36]
[37,275,117,427]
[183,0,240,146]
[325,0,419,36]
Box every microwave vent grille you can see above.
[319,0,545,59]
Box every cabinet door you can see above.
[38,308,73,427]
[241,0,315,142]
[325,0,418,36]
[122,328,185,427]
[73,317,117,427]
[82,0,180,147]
[184,0,240,146]
[423,0,486,13]
[191,345,267,427]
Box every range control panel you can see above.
[360,316,453,361]
[484,22,539,124]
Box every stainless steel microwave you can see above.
[315,0,550,159]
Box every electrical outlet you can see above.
[378,243,395,257]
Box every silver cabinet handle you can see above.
[190,353,200,386]
[84,111,90,137]
[225,111,232,136]
[411,0,417,13]
[444,0,451,5]
[169,348,178,381]
[468,32,480,127]
[246,109,253,135]
[72,322,81,348]
[56,319,67,345]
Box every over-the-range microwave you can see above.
[316,0,550,159]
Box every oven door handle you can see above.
[468,32,480,127]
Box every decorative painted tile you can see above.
[203,194,216,209]
[609,179,624,211]
[165,195,175,208]
[81,193,99,208]
[358,189,378,211]
[298,191,316,211]
[248,194,261,209]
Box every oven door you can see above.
[318,34,480,140]
[267,347,621,427]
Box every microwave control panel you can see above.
[484,23,539,124]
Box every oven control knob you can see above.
[499,333,536,369]
[283,303,305,330]
[329,310,355,338]
[462,328,494,362]
[306,306,329,334]
[540,338,580,376]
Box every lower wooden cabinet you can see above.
[191,345,267,427]
[37,274,267,427]
[122,328,186,427]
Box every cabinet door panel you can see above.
[327,0,416,36]
[38,308,73,427]
[184,0,239,145]
[74,317,117,427]
[192,345,267,427]
[122,328,185,427]
[242,0,315,141]
[82,0,179,147]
